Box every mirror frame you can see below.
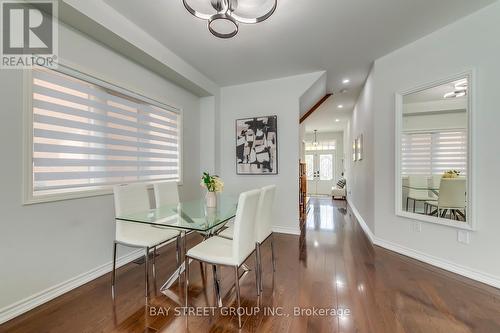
[395,70,475,230]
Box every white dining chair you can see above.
[425,178,466,220]
[406,175,437,213]
[154,181,226,239]
[216,219,234,238]
[253,185,276,294]
[153,181,180,207]
[112,183,180,303]
[185,188,261,329]
[218,185,277,295]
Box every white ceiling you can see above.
[404,78,468,103]
[103,0,495,111]
[302,96,351,133]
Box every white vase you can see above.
[206,191,217,208]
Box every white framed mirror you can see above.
[395,71,474,230]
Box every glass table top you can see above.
[116,194,238,232]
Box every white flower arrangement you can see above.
[201,172,224,193]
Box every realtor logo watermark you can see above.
[1,0,58,68]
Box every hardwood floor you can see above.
[2,197,500,332]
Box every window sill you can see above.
[23,179,182,205]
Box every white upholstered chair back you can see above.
[114,183,150,216]
[113,183,151,240]
[431,175,442,189]
[408,175,430,198]
[153,181,180,207]
[232,189,261,265]
[255,185,276,244]
[438,178,466,209]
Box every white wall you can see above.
[299,72,327,117]
[299,122,306,161]
[348,68,375,232]
[403,98,467,114]
[403,112,467,132]
[350,2,500,287]
[200,96,217,174]
[0,23,204,320]
[219,72,324,234]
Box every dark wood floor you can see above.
[2,197,500,333]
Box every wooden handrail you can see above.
[299,93,333,124]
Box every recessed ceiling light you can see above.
[335,119,340,122]
[342,78,350,84]
[337,104,344,109]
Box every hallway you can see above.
[305,197,500,332]
[2,198,500,333]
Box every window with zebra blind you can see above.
[25,66,181,203]
[401,130,467,176]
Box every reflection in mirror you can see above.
[400,77,468,223]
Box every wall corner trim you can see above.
[348,202,500,290]
[0,249,144,325]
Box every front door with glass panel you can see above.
[305,151,335,196]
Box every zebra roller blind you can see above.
[401,130,467,176]
[31,67,180,196]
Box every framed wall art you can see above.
[236,115,278,175]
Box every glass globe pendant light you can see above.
[183,0,277,38]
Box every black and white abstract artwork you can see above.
[236,116,278,175]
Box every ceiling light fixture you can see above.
[313,130,319,146]
[342,78,350,84]
[183,0,277,38]
[335,119,340,122]
[337,104,344,109]
[443,79,469,99]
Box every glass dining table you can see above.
[402,184,440,196]
[116,194,239,305]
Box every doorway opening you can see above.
[305,139,336,196]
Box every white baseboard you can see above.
[374,238,500,289]
[272,225,301,235]
[0,249,144,325]
[347,201,375,243]
[348,201,500,290]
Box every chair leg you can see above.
[255,243,261,295]
[199,262,205,278]
[152,247,157,294]
[212,265,222,307]
[145,247,150,304]
[406,197,409,211]
[234,266,242,329]
[412,199,416,213]
[176,235,181,266]
[271,234,276,273]
[184,255,190,307]
[111,241,117,299]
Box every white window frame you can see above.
[23,64,183,205]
